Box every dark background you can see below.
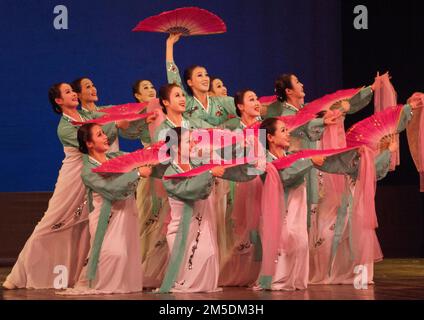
[0,1,422,260]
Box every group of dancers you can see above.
[2,33,423,295]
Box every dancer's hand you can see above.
[166,33,182,46]
[323,110,340,125]
[116,120,130,130]
[371,71,391,91]
[211,166,225,177]
[388,135,399,153]
[138,166,152,178]
[311,155,326,166]
[146,112,158,124]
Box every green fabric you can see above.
[166,61,236,126]
[259,275,273,290]
[158,202,193,293]
[347,86,373,114]
[397,104,413,133]
[249,230,263,262]
[87,198,112,286]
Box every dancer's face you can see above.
[210,78,227,96]
[238,91,261,117]
[78,78,98,104]
[164,86,186,114]
[135,80,156,102]
[287,75,305,100]
[267,120,290,148]
[87,124,109,153]
[188,67,210,93]
[55,84,79,109]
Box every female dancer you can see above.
[218,89,263,287]
[3,83,123,290]
[71,77,154,151]
[165,34,236,126]
[209,77,228,97]
[159,127,254,293]
[309,98,421,285]
[256,117,325,290]
[59,123,154,294]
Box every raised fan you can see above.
[71,112,153,126]
[132,7,227,36]
[346,105,404,150]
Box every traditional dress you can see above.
[5,111,117,289]
[264,87,374,228]
[218,117,262,287]
[159,161,253,293]
[309,104,414,284]
[60,152,145,294]
[166,61,237,126]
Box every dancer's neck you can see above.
[89,150,107,164]
[82,102,97,112]
[193,90,208,110]
[241,114,258,127]
[269,145,286,159]
[167,111,183,127]
[286,97,302,109]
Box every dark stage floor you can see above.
[1,259,424,300]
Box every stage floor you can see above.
[1,259,424,300]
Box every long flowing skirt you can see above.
[5,148,90,289]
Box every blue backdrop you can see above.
[0,0,342,191]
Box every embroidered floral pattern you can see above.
[188,214,203,270]
[51,222,64,230]
[74,200,87,219]
[314,237,325,248]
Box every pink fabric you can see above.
[71,112,153,126]
[351,147,383,265]
[373,73,399,170]
[146,98,166,141]
[93,141,168,173]
[5,148,90,289]
[258,95,277,105]
[297,88,361,117]
[165,195,221,293]
[100,102,148,115]
[270,182,309,290]
[259,163,287,278]
[59,193,143,295]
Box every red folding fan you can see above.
[92,142,169,173]
[258,95,277,106]
[163,157,251,180]
[346,105,404,150]
[132,7,227,36]
[298,88,362,117]
[272,147,359,170]
[100,102,148,115]
[71,112,154,126]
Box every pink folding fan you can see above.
[100,102,148,115]
[298,88,362,117]
[346,105,403,150]
[132,7,227,36]
[258,95,277,105]
[71,112,154,126]
[92,142,169,173]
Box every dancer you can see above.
[2,83,122,290]
[159,127,254,293]
[60,123,154,294]
[165,34,236,126]
[309,98,421,285]
[209,77,228,97]
[256,117,325,291]
[219,89,263,287]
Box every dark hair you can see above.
[208,76,218,92]
[183,65,205,95]
[70,77,90,94]
[275,73,294,102]
[132,79,153,102]
[165,126,183,157]
[259,117,280,149]
[234,89,254,117]
[77,123,98,154]
[48,83,66,114]
[159,83,181,114]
